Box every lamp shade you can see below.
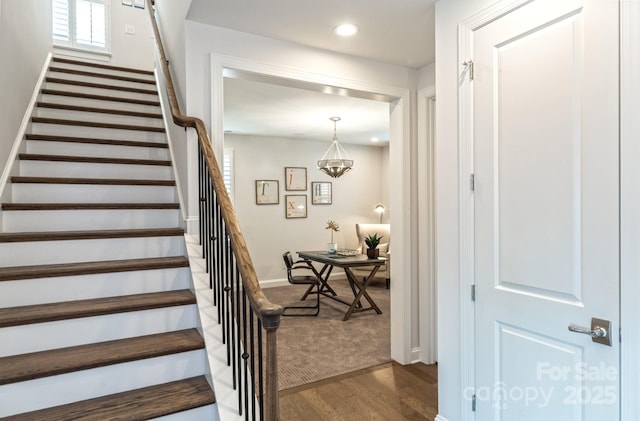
[318,117,353,178]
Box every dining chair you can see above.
[281,251,321,316]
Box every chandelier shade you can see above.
[318,117,353,178]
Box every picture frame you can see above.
[284,167,307,191]
[285,195,307,218]
[311,181,332,205]
[255,180,279,205]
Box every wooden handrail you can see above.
[145,1,282,419]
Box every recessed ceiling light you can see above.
[334,23,359,37]
[371,137,380,143]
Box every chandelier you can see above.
[317,117,353,178]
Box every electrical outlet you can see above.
[125,24,135,34]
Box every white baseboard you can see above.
[435,415,449,421]
[260,278,289,288]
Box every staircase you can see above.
[0,57,216,419]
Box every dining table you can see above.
[296,250,386,321]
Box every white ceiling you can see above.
[187,0,436,144]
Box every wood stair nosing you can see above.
[0,256,189,282]
[9,176,175,186]
[45,77,158,96]
[18,153,171,167]
[0,329,204,385]
[2,203,180,211]
[40,89,161,107]
[10,176,175,186]
[25,133,168,149]
[36,102,163,119]
[0,376,215,421]
[48,66,156,85]
[52,56,155,76]
[31,117,166,133]
[0,289,196,328]
[0,227,184,243]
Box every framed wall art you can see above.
[255,180,279,205]
[284,167,307,191]
[285,195,307,218]
[311,181,332,204]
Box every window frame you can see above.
[52,0,111,54]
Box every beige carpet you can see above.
[263,277,391,390]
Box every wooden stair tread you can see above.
[11,176,175,186]
[0,227,184,243]
[49,66,156,85]
[41,89,161,106]
[18,153,171,166]
[0,256,189,282]
[2,203,179,211]
[25,133,167,148]
[36,102,163,119]
[52,56,154,76]
[0,329,204,385]
[1,376,215,421]
[45,77,157,95]
[31,117,166,132]
[0,289,196,328]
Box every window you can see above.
[53,0,109,52]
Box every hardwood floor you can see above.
[280,362,438,420]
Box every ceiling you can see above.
[187,0,437,145]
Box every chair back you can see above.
[282,251,294,271]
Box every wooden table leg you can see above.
[342,265,383,321]
[301,264,336,300]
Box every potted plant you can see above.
[364,233,383,259]
[325,220,340,254]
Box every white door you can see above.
[473,0,619,419]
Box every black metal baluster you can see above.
[250,308,257,421]
[257,319,264,421]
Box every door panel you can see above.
[473,0,619,419]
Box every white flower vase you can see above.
[327,242,338,254]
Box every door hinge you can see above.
[463,60,475,80]
[471,284,476,302]
[470,173,475,191]
[472,394,477,411]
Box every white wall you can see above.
[226,134,388,282]
[0,0,52,183]
[434,0,502,419]
[53,0,154,70]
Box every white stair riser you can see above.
[31,121,166,143]
[40,93,161,114]
[47,72,157,92]
[0,236,185,267]
[0,267,191,307]
[36,107,165,129]
[12,183,176,203]
[0,349,208,417]
[3,209,180,232]
[19,160,173,180]
[0,305,199,357]
[44,81,159,102]
[26,140,169,160]
[50,62,155,83]
[154,405,218,421]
